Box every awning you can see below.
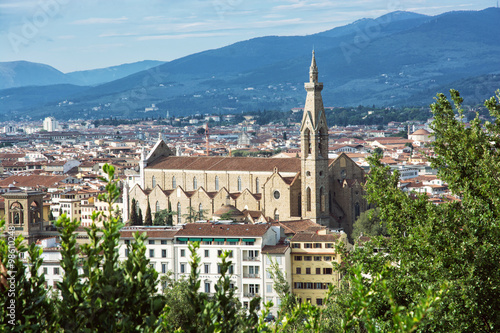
[242,238,256,242]
[202,238,213,242]
[177,238,189,242]
[213,238,225,242]
[189,238,202,242]
[226,238,240,242]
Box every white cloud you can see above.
[137,32,232,40]
[99,32,138,38]
[72,17,128,25]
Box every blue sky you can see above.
[0,0,495,72]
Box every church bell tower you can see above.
[300,51,330,225]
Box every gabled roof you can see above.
[147,156,301,173]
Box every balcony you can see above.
[243,293,260,298]
[243,273,260,279]
[243,257,260,262]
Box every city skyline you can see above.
[0,0,496,73]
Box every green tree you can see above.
[130,198,138,225]
[48,209,54,222]
[144,200,152,226]
[55,164,165,331]
[154,208,177,226]
[343,89,500,331]
[138,208,143,226]
[352,208,387,239]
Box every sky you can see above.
[0,0,496,73]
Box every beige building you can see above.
[128,52,366,237]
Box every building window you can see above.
[304,243,312,248]
[237,176,242,191]
[306,267,311,274]
[215,176,219,191]
[161,240,167,245]
[204,264,210,274]
[324,256,332,261]
[193,177,197,190]
[152,176,156,188]
[155,201,160,212]
[323,267,333,274]
[125,249,129,257]
[266,283,273,293]
[314,243,322,248]
[205,282,210,293]
[198,203,203,220]
[149,240,155,245]
[320,187,324,212]
[274,209,279,221]
[43,267,47,274]
[314,256,322,261]
[255,178,260,193]
[204,250,209,257]
[304,256,312,261]
[181,249,185,257]
[294,256,302,261]
[162,263,167,274]
[162,249,167,258]
[180,263,185,273]
[306,187,311,211]
[325,243,334,248]
[316,268,321,274]
[273,190,280,199]
[249,284,259,295]
[53,267,59,275]
[292,243,300,248]
[177,202,181,224]
[316,298,323,306]
[172,176,176,188]
[296,267,301,274]
[355,202,360,220]
[149,249,155,258]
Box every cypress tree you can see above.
[144,201,152,226]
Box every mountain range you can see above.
[1,8,499,120]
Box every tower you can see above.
[300,51,330,225]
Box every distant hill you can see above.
[0,60,165,90]
[65,60,165,86]
[1,8,500,120]
[0,61,70,90]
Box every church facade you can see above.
[128,52,366,237]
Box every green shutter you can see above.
[213,238,225,242]
[226,238,240,242]
[202,238,213,241]
[177,238,189,242]
[242,238,256,242]
[189,238,202,242]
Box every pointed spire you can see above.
[309,50,318,83]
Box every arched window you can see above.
[306,187,312,212]
[193,177,197,190]
[329,191,332,213]
[215,176,219,191]
[237,176,242,192]
[304,129,311,156]
[152,176,156,188]
[319,128,328,158]
[298,194,302,216]
[198,203,203,220]
[274,209,279,221]
[155,201,160,213]
[355,202,360,220]
[255,178,260,193]
[320,187,324,212]
[172,176,176,188]
[177,202,181,224]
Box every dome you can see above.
[213,204,245,218]
[411,129,430,135]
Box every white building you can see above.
[118,222,291,315]
[43,117,59,132]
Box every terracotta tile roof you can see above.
[262,244,289,254]
[147,156,301,173]
[175,222,270,237]
[274,220,320,234]
[0,175,69,188]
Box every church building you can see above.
[128,52,366,237]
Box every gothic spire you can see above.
[309,50,318,83]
